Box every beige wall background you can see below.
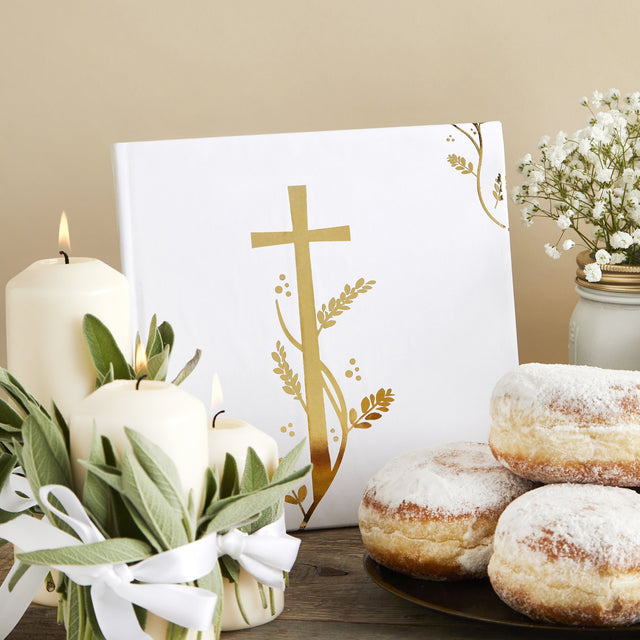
[1,0,638,367]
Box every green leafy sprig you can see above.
[83,314,201,388]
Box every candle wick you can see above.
[136,374,148,390]
[59,250,70,265]
[212,410,225,429]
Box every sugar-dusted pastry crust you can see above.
[358,442,533,580]
[489,484,640,626]
[489,363,640,485]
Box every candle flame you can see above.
[58,211,70,254]
[135,342,148,374]
[211,373,224,411]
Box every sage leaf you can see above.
[120,450,188,550]
[82,428,110,534]
[100,362,115,386]
[145,314,161,358]
[240,448,272,533]
[0,368,49,419]
[0,399,22,430]
[17,537,153,567]
[204,464,311,534]
[220,453,239,499]
[202,468,219,509]
[7,560,30,592]
[171,349,202,386]
[22,414,72,493]
[240,448,269,494]
[83,314,132,381]
[124,428,192,538]
[158,321,175,354]
[80,461,123,493]
[146,346,170,381]
[51,401,70,455]
[65,581,82,640]
[0,452,17,494]
[219,555,240,583]
[197,561,223,637]
[271,439,306,485]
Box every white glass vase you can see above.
[569,250,640,370]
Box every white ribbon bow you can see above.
[0,467,37,513]
[0,484,300,640]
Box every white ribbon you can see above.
[0,484,300,640]
[0,467,37,513]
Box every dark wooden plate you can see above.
[364,553,640,632]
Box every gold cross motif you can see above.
[251,186,351,504]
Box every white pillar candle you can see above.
[5,214,131,419]
[69,378,213,639]
[69,379,209,505]
[208,375,284,630]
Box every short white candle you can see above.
[208,374,279,478]
[208,375,283,630]
[5,213,131,418]
[209,416,279,479]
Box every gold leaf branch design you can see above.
[317,278,375,334]
[348,388,395,430]
[449,123,507,230]
[271,341,306,411]
[447,154,475,175]
[284,484,308,517]
[493,173,504,208]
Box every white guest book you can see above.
[113,122,518,530]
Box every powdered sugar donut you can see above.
[490,363,640,485]
[489,484,640,626]
[358,442,534,580]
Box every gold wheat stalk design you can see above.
[447,123,506,229]
[273,277,394,528]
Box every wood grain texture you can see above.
[0,528,620,639]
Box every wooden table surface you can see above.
[0,527,624,639]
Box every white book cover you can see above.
[113,122,518,530]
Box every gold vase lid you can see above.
[576,249,640,293]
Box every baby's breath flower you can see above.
[544,243,561,260]
[592,90,604,108]
[596,167,614,184]
[557,214,571,230]
[606,88,620,102]
[611,231,633,249]
[611,252,627,264]
[578,138,591,155]
[562,239,575,251]
[584,262,602,282]
[595,249,611,265]
[592,201,606,219]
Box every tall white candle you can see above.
[69,378,213,639]
[208,375,284,630]
[5,214,131,418]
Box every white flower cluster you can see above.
[514,89,640,282]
